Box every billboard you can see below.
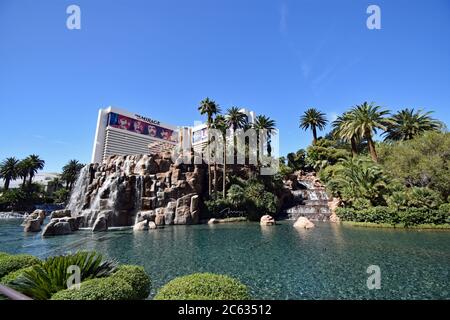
[108,112,177,143]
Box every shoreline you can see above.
[341,221,450,230]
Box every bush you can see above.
[407,187,443,209]
[0,254,41,279]
[439,203,450,214]
[336,206,449,226]
[154,273,250,300]
[51,276,134,300]
[11,251,116,300]
[0,266,34,286]
[0,252,10,259]
[111,265,151,300]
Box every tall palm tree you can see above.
[25,154,45,185]
[0,157,19,190]
[253,115,276,158]
[383,108,442,141]
[332,112,359,157]
[299,108,328,145]
[345,102,392,162]
[225,107,248,166]
[62,159,84,190]
[17,159,31,187]
[210,115,227,198]
[198,98,221,196]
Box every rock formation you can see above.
[22,209,46,233]
[63,153,206,230]
[293,217,315,229]
[260,215,276,226]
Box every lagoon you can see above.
[0,219,448,299]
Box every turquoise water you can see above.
[0,219,449,299]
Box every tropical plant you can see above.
[332,112,359,157]
[154,273,250,300]
[61,160,84,190]
[300,108,328,145]
[24,155,45,185]
[383,108,443,141]
[226,185,246,208]
[0,157,19,190]
[17,159,31,187]
[198,98,221,196]
[253,115,276,157]
[327,157,389,206]
[10,251,116,300]
[0,254,41,279]
[343,102,392,162]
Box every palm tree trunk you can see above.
[214,162,217,199]
[366,135,378,162]
[350,137,358,157]
[312,126,318,145]
[207,127,212,196]
[22,176,27,187]
[4,179,10,191]
[28,174,33,186]
[223,140,226,199]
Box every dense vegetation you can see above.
[154,273,250,300]
[290,104,449,227]
[0,157,84,211]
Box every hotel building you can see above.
[91,106,256,164]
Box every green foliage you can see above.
[112,265,151,300]
[286,149,308,171]
[0,254,41,279]
[324,157,388,207]
[11,251,116,300]
[439,203,450,214]
[53,188,70,203]
[0,266,34,286]
[306,139,350,170]
[0,189,28,211]
[154,273,250,300]
[226,185,245,207]
[51,276,134,300]
[379,132,450,199]
[336,207,449,227]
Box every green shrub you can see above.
[439,203,450,214]
[0,266,34,286]
[11,251,116,300]
[0,254,41,279]
[154,273,250,300]
[336,206,449,226]
[111,265,151,300]
[0,252,10,259]
[407,187,443,209]
[51,276,134,300]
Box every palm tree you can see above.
[332,112,359,157]
[299,108,328,145]
[383,108,442,141]
[198,98,221,196]
[345,102,392,162]
[0,157,19,190]
[253,115,276,158]
[212,115,228,198]
[225,107,248,165]
[61,160,84,190]
[17,159,31,187]
[25,154,45,185]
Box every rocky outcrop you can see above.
[293,217,315,229]
[92,213,108,232]
[50,209,71,219]
[133,220,148,231]
[260,215,276,226]
[23,218,41,232]
[42,218,74,237]
[64,153,207,231]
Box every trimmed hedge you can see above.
[154,273,250,300]
[336,206,450,227]
[0,266,34,286]
[111,265,151,300]
[0,254,41,279]
[50,277,134,300]
[0,252,10,259]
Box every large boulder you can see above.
[51,209,71,219]
[293,217,315,229]
[42,219,73,237]
[174,205,192,225]
[260,215,276,226]
[148,221,157,230]
[133,220,148,231]
[328,198,341,223]
[59,217,79,232]
[23,218,41,232]
[92,215,108,232]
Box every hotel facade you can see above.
[91,106,256,164]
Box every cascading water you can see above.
[285,178,332,221]
[66,165,91,217]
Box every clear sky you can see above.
[1,0,449,172]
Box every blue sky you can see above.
[1,0,449,172]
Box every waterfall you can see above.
[285,178,332,221]
[67,165,91,217]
